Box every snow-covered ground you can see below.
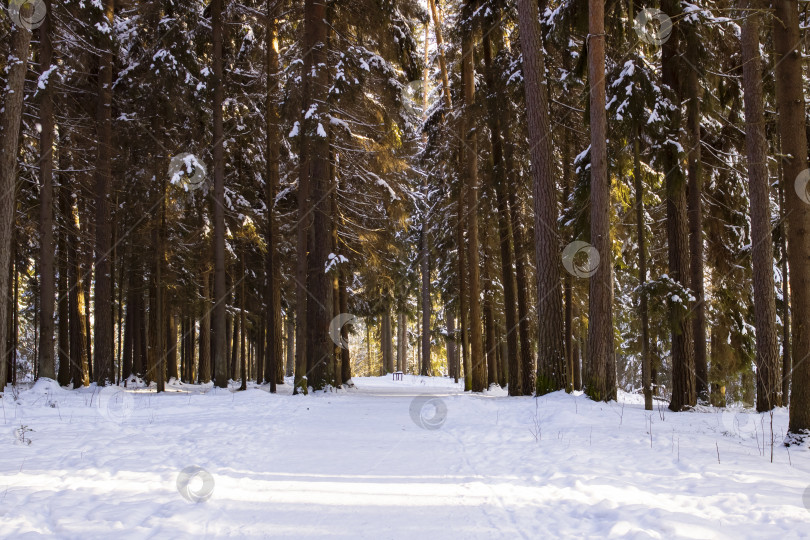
[2,375,809,539]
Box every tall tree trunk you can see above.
[240,256,247,391]
[167,313,178,381]
[93,0,115,385]
[67,189,89,387]
[772,0,810,435]
[0,13,33,390]
[212,0,228,388]
[685,31,708,403]
[382,309,393,373]
[506,145,532,395]
[481,8,520,395]
[662,0,697,411]
[397,311,407,373]
[461,3,484,392]
[265,3,281,393]
[339,278,351,383]
[517,0,566,395]
[427,0,452,113]
[777,151,791,405]
[446,306,458,383]
[303,0,332,390]
[57,186,71,387]
[634,129,652,410]
[37,2,56,380]
[420,225,430,375]
[123,269,135,379]
[200,271,212,383]
[740,0,779,412]
[585,0,616,402]
[286,316,295,377]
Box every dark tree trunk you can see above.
[397,311,407,373]
[212,0,228,388]
[0,14,33,390]
[200,271,212,383]
[240,257,247,391]
[167,313,178,381]
[772,0,810,435]
[634,130,652,410]
[123,269,135,379]
[662,0,697,411]
[481,7,520,395]
[57,185,71,387]
[93,0,115,385]
[37,2,57,380]
[585,0,616,402]
[340,278,351,383]
[265,3,281,392]
[740,0,780,412]
[517,0,566,395]
[286,316,295,377]
[461,3,485,392]
[303,0,332,390]
[685,31,708,403]
[420,224,431,375]
[67,188,89,387]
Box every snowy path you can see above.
[2,376,810,539]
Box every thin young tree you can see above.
[37,0,57,381]
[212,0,229,388]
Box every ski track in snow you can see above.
[1,376,809,539]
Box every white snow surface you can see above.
[2,376,809,538]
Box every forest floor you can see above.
[1,375,809,538]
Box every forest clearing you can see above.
[2,0,810,536]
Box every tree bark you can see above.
[0,14,33,390]
[37,2,57,380]
[772,0,810,435]
[517,0,566,395]
[303,0,332,390]
[461,4,485,392]
[200,270,212,383]
[634,130,652,410]
[93,0,116,385]
[585,0,616,402]
[740,0,780,412]
[481,8,520,395]
[265,4,281,393]
[685,30,709,403]
[57,184,71,386]
[420,225,431,375]
[397,311,407,373]
[662,0,697,411]
[212,0,228,388]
